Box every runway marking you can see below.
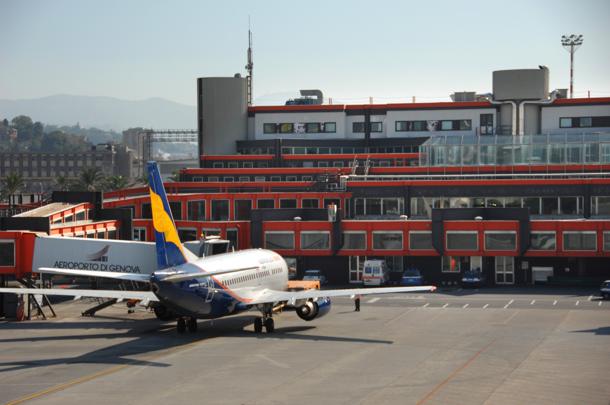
[501,310,520,325]
[530,300,536,305]
[415,339,496,405]
[553,300,558,306]
[575,301,580,306]
[367,298,380,304]
[482,304,489,309]
[503,299,514,309]
[422,303,429,308]
[442,303,449,308]
[255,354,290,369]
[462,304,469,309]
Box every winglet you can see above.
[147,161,188,269]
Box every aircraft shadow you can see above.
[0,315,392,373]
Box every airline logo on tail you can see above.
[147,161,188,269]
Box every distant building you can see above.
[0,144,133,190]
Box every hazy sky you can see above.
[1,0,609,106]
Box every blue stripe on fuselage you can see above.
[152,274,248,319]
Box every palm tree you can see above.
[77,168,104,191]
[1,172,24,202]
[105,175,129,191]
[54,175,72,191]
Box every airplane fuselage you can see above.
[151,249,289,319]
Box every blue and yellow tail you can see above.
[147,161,188,269]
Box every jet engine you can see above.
[296,297,332,321]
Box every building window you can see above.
[270,176,281,182]
[371,122,382,132]
[238,176,250,182]
[302,199,319,208]
[530,232,556,250]
[258,199,274,209]
[301,231,330,250]
[372,231,403,250]
[75,210,86,221]
[263,123,277,134]
[409,231,433,250]
[323,122,336,133]
[234,199,252,221]
[446,231,478,250]
[286,175,297,181]
[243,162,253,168]
[353,122,365,133]
[227,162,238,168]
[178,228,198,242]
[187,200,206,221]
[441,120,453,131]
[0,240,15,266]
[342,232,366,250]
[265,232,294,250]
[305,123,321,133]
[279,123,294,133]
[559,196,583,216]
[201,228,221,237]
[169,202,182,220]
[563,231,597,251]
[604,232,610,251]
[441,256,461,273]
[395,121,408,132]
[541,197,559,215]
[133,227,147,241]
[480,114,494,135]
[279,199,297,209]
[484,231,516,251]
[211,200,229,221]
[592,196,610,216]
[560,116,610,128]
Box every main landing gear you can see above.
[177,317,198,333]
[254,304,275,334]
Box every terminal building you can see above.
[102,67,610,286]
[2,67,610,288]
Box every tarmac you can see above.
[1,287,609,405]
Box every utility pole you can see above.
[245,19,253,106]
[561,34,583,98]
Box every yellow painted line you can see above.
[6,363,130,405]
[6,335,209,405]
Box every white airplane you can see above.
[0,162,436,333]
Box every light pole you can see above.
[561,34,583,98]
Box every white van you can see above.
[362,260,388,286]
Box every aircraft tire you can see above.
[254,317,263,333]
[264,318,274,333]
[187,317,197,333]
[177,318,186,333]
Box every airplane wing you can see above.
[0,287,158,301]
[37,267,150,282]
[160,266,260,282]
[248,285,436,305]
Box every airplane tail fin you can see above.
[147,161,188,269]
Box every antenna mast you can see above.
[246,19,253,106]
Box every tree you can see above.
[54,176,72,191]
[105,175,129,191]
[76,168,105,191]
[1,173,24,202]
[10,115,34,142]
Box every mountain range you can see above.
[0,95,197,131]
